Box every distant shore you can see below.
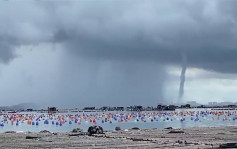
[0,126,236,148]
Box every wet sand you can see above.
[1,126,237,148]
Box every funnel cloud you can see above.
[179,54,187,100]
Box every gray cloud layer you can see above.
[52,0,237,73]
[0,0,237,106]
[1,0,237,72]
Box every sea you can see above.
[0,108,236,133]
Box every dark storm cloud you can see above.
[1,0,237,73]
[0,42,15,63]
[0,1,55,63]
[50,0,237,74]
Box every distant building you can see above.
[157,104,176,111]
[219,102,236,106]
[157,104,166,111]
[145,106,153,111]
[48,107,57,113]
[126,106,133,111]
[83,107,96,111]
[228,105,237,108]
[100,106,110,111]
[208,102,218,106]
[165,105,177,110]
[197,105,205,108]
[133,106,143,111]
[187,101,200,107]
[116,107,124,111]
[108,107,115,111]
[26,109,33,112]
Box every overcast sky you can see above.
[0,0,237,108]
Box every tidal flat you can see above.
[1,126,237,148]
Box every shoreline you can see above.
[0,126,236,148]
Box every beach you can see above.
[1,126,237,148]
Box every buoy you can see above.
[44,120,49,124]
[27,120,31,125]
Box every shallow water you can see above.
[0,109,236,132]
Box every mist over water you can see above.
[55,52,167,107]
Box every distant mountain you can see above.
[0,103,42,111]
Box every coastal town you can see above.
[0,101,237,113]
